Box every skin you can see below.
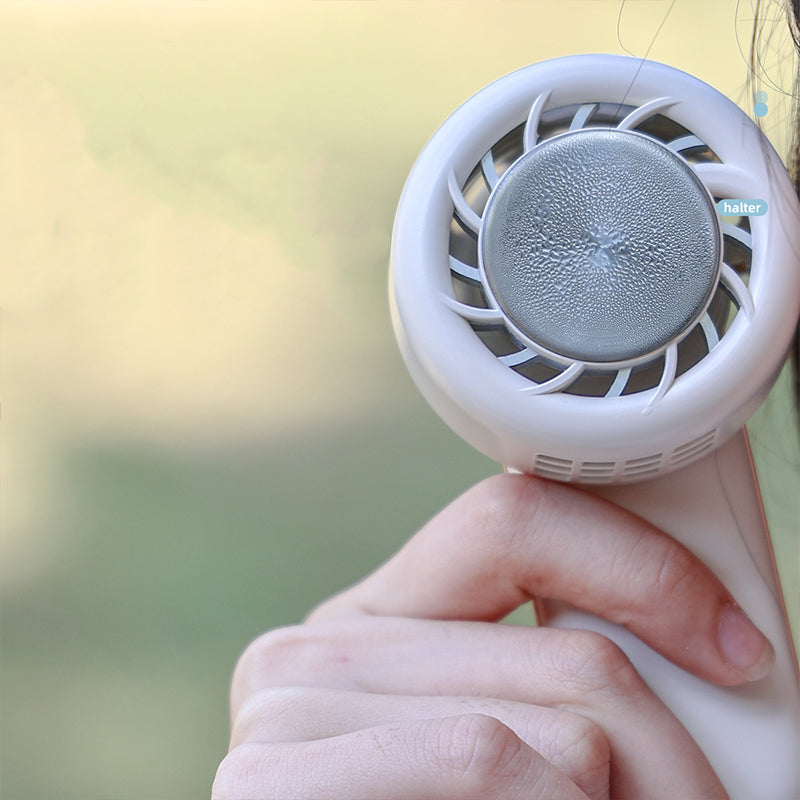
[212,474,775,800]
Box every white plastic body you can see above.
[390,55,800,476]
[541,429,799,800]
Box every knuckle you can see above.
[553,714,611,786]
[651,538,698,602]
[234,626,304,687]
[558,631,641,696]
[431,714,525,793]
[231,625,338,706]
[304,590,366,623]
[212,743,262,800]
[231,687,311,747]
[615,530,699,614]
[466,475,519,542]
[466,473,553,556]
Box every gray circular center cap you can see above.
[479,128,721,363]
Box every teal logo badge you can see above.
[716,199,767,217]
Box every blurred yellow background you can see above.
[1,1,797,797]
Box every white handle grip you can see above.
[543,429,799,800]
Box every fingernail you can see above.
[718,603,775,681]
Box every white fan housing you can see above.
[390,55,800,483]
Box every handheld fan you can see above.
[390,55,800,800]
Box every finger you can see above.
[231,687,610,800]
[306,473,773,685]
[213,714,592,800]
[232,617,727,800]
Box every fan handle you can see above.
[540,429,799,800]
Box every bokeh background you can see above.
[1,2,798,798]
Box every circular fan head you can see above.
[480,128,721,363]
[390,55,800,483]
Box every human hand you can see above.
[212,474,774,799]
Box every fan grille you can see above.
[447,101,753,401]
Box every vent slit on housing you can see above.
[671,431,717,464]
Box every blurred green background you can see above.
[1,2,797,798]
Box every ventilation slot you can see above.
[537,102,634,140]
[671,430,716,466]
[533,454,573,480]
[578,461,616,483]
[512,358,563,385]
[620,357,665,396]
[722,215,752,277]
[634,113,721,164]
[623,453,663,477]
[472,325,521,357]
[563,371,618,398]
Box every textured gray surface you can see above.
[481,129,720,362]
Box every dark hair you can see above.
[786,0,799,400]
[754,1,800,398]
[787,1,800,400]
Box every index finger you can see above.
[306,473,773,686]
